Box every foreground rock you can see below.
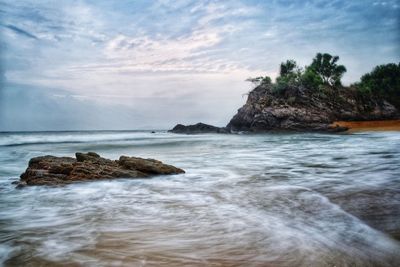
[226,85,399,132]
[17,152,185,186]
[169,122,228,134]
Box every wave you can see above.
[0,131,173,147]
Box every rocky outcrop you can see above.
[169,84,399,134]
[17,152,185,187]
[226,84,399,132]
[169,123,228,134]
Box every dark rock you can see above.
[226,84,400,132]
[326,125,349,132]
[118,156,185,175]
[17,152,185,186]
[16,181,27,189]
[76,151,100,162]
[169,122,228,134]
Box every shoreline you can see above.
[331,119,400,132]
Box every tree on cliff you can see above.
[246,76,272,86]
[275,56,347,90]
[276,60,302,88]
[307,53,346,86]
[357,63,400,108]
[244,54,399,111]
[279,60,298,77]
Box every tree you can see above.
[300,67,323,90]
[357,63,400,108]
[276,60,302,89]
[307,53,346,86]
[245,76,272,86]
[279,60,298,77]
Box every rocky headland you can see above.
[170,57,400,134]
[16,152,184,187]
[170,84,399,134]
[226,84,399,132]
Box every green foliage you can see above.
[307,53,346,86]
[300,68,323,90]
[287,96,296,104]
[249,53,346,93]
[261,76,272,85]
[243,54,400,110]
[246,76,272,86]
[276,74,298,87]
[275,60,302,90]
[358,63,400,95]
[275,56,341,91]
[279,60,298,77]
[357,63,400,108]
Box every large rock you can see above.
[169,122,228,134]
[226,84,399,132]
[17,152,185,186]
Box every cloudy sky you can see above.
[0,0,399,131]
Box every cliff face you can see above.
[226,84,399,132]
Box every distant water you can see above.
[0,130,400,266]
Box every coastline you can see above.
[331,119,400,132]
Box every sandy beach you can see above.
[332,120,400,132]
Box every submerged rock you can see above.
[17,152,185,186]
[169,122,228,134]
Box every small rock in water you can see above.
[15,181,27,189]
[169,122,228,134]
[16,152,185,187]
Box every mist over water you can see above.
[0,131,399,266]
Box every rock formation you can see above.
[226,84,399,132]
[17,152,185,187]
[169,122,227,134]
[170,84,399,133]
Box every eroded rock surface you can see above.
[170,85,399,134]
[226,85,399,132]
[17,152,185,186]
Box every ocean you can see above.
[0,130,399,266]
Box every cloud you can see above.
[70,26,246,74]
[0,0,399,130]
[0,0,107,43]
[64,1,258,75]
[1,24,38,39]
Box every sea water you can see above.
[0,131,399,266]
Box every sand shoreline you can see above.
[331,119,400,132]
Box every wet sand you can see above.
[332,120,400,132]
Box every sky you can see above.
[0,0,399,131]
